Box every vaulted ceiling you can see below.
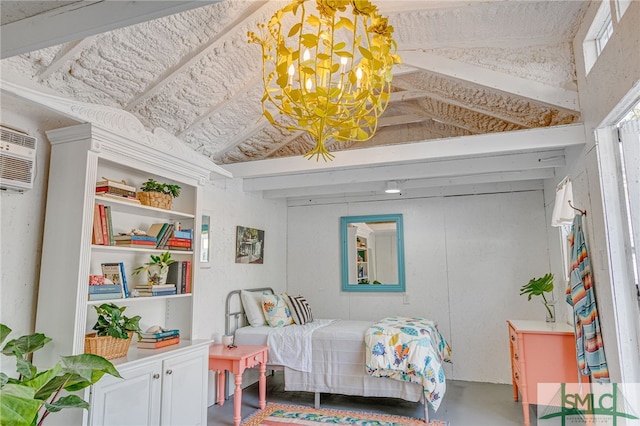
[1,0,589,200]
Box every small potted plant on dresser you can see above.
[84,303,142,360]
[519,273,556,322]
[136,178,181,210]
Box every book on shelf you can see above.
[95,185,136,198]
[114,234,157,242]
[167,237,191,247]
[88,292,123,301]
[101,262,129,298]
[138,334,181,343]
[105,205,115,246]
[167,261,183,294]
[135,284,176,296]
[139,329,180,339]
[137,336,180,349]
[146,223,167,240]
[98,204,109,245]
[95,179,136,193]
[119,262,130,298]
[156,223,174,248]
[92,203,104,245]
[96,192,142,204]
[114,240,157,247]
[184,260,191,293]
[173,229,192,240]
[88,284,122,294]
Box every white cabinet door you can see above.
[90,361,162,425]
[160,347,209,426]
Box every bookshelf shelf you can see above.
[87,293,193,306]
[95,195,195,219]
[91,245,194,256]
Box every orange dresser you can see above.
[507,320,585,425]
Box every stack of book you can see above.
[135,284,177,297]
[114,234,157,247]
[88,283,123,301]
[137,328,180,349]
[144,223,194,250]
[167,228,193,251]
[95,179,140,204]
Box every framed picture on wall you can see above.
[235,226,264,264]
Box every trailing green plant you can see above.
[92,303,142,340]
[0,323,121,426]
[139,178,181,198]
[519,273,555,318]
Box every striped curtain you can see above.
[566,213,610,383]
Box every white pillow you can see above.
[262,293,294,327]
[241,290,267,327]
[285,293,313,325]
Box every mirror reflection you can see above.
[341,214,405,292]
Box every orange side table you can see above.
[209,344,269,426]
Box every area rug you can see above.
[241,403,448,425]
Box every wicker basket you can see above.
[136,191,172,210]
[84,331,133,360]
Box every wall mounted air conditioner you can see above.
[0,125,37,192]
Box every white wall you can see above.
[568,0,640,383]
[0,97,77,351]
[287,189,550,384]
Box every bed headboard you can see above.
[225,287,274,335]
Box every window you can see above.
[583,1,613,74]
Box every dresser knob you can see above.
[153,374,160,379]
[511,335,515,342]
[166,369,173,375]
[515,372,519,380]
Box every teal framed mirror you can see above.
[340,214,405,292]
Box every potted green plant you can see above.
[132,251,175,285]
[85,303,142,359]
[0,323,121,426]
[519,273,556,322]
[136,178,180,210]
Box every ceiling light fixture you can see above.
[385,181,401,194]
[248,0,400,161]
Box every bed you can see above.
[225,288,451,421]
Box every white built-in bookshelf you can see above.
[33,105,230,424]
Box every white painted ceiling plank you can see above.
[400,51,579,111]
[222,124,585,178]
[242,151,565,192]
[261,168,555,199]
[1,1,219,59]
[285,180,545,206]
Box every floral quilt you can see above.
[364,316,452,411]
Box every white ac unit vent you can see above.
[0,126,37,192]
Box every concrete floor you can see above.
[207,371,533,426]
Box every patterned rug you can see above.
[241,403,448,425]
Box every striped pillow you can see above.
[286,294,313,325]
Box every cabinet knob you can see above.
[511,335,515,342]
[166,369,173,375]
[153,373,160,379]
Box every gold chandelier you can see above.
[248,0,400,161]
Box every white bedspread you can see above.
[266,319,334,372]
